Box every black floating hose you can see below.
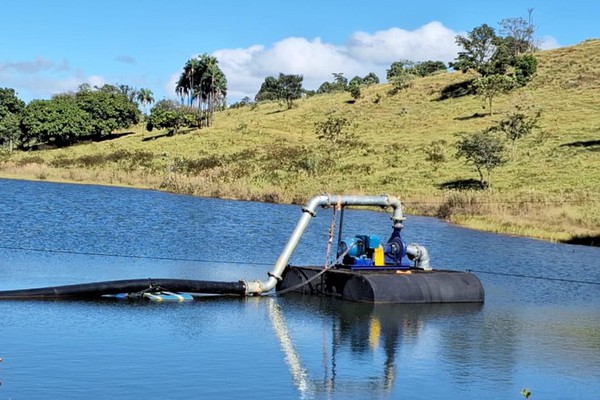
[0,278,247,300]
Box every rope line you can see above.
[0,245,274,266]
[466,268,600,286]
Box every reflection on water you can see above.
[0,178,599,399]
[269,296,484,398]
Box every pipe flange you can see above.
[268,271,283,282]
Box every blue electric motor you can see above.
[337,229,407,268]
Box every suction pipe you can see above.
[243,194,405,295]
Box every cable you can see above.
[466,268,600,286]
[0,244,274,266]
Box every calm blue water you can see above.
[0,178,598,399]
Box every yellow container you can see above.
[374,245,384,266]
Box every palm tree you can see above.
[175,54,227,126]
[136,88,154,116]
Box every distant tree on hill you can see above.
[317,73,348,94]
[75,84,140,140]
[255,76,281,102]
[499,9,537,56]
[455,130,506,188]
[386,60,413,80]
[20,97,93,148]
[0,87,25,152]
[146,99,187,135]
[450,24,500,76]
[362,72,380,85]
[413,61,447,77]
[489,101,541,155]
[255,73,304,109]
[175,54,227,126]
[278,74,304,109]
[472,74,515,115]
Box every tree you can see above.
[255,76,281,101]
[413,61,447,77]
[146,99,186,135]
[362,72,380,85]
[255,73,303,108]
[75,84,140,139]
[450,24,499,76]
[386,60,414,80]
[315,115,360,157]
[175,54,227,126]
[278,73,303,109]
[0,88,26,151]
[455,130,506,188]
[490,103,540,154]
[499,11,536,56]
[20,97,93,148]
[511,54,538,87]
[136,88,154,115]
[317,73,348,94]
[472,74,515,115]
[349,83,361,100]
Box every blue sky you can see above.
[1,0,598,104]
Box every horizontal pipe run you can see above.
[0,278,247,300]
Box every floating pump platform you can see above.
[0,194,484,304]
[278,267,484,304]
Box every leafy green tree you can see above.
[349,76,363,87]
[20,97,92,148]
[490,104,540,154]
[389,73,415,94]
[472,75,515,115]
[317,73,348,94]
[455,130,506,188]
[278,73,303,109]
[386,60,415,80]
[75,84,140,139]
[146,99,186,135]
[0,88,26,151]
[349,83,361,100]
[255,76,281,101]
[450,24,499,76]
[118,84,139,105]
[511,54,538,87]
[413,61,447,77]
[362,72,380,85]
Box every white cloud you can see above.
[211,22,461,102]
[538,36,561,50]
[347,21,460,63]
[0,57,109,101]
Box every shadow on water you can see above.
[561,234,600,247]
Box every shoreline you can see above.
[2,164,598,247]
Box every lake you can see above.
[0,178,598,399]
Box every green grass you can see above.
[2,39,600,242]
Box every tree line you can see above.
[0,84,153,150]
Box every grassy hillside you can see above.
[2,39,599,243]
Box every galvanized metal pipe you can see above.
[243,194,405,295]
